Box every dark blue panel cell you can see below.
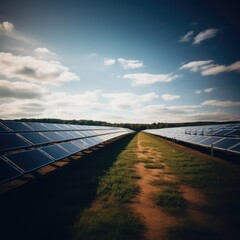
[1,121,32,132]
[189,136,208,143]
[57,131,75,140]
[0,134,31,152]
[41,132,65,141]
[213,138,240,150]
[78,131,89,137]
[226,130,240,137]
[20,132,53,145]
[59,142,81,154]
[229,144,240,153]
[5,150,53,172]
[40,145,70,161]
[0,158,22,184]
[44,123,62,131]
[54,124,72,130]
[24,122,50,131]
[69,131,82,138]
[72,139,90,150]
[199,137,222,146]
[182,135,200,142]
[214,129,233,136]
[0,124,10,133]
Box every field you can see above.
[1,133,240,240]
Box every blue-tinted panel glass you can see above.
[213,138,240,149]
[229,144,240,153]
[72,139,90,150]
[1,121,32,132]
[0,158,22,184]
[57,131,75,140]
[69,131,82,138]
[200,137,222,146]
[226,130,240,137]
[0,134,31,152]
[182,136,199,142]
[0,124,10,133]
[214,129,233,136]
[59,142,80,154]
[24,122,50,131]
[20,132,52,145]
[5,150,53,172]
[189,136,208,143]
[40,145,70,161]
[54,124,72,130]
[44,123,62,131]
[41,132,65,141]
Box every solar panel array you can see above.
[0,121,134,185]
[143,123,240,158]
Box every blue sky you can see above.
[0,0,239,123]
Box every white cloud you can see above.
[193,28,218,45]
[201,100,240,107]
[0,21,14,32]
[103,92,158,109]
[180,60,213,72]
[180,60,240,76]
[118,58,144,69]
[179,30,194,42]
[122,73,180,86]
[104,58,116,66]
[204,88,215,93]
[201,61,240,75]
[0,80,49,99]
[0,52,79,85]
[0,21,34,44]
[161,94,181,101]
[35,47,56,55]
[195,90,202,94]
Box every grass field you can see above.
[1,132,240,240]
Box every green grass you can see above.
[140,132,240,239]
[144,163,165,169]
[72,134,145,240]
[154,187,186,215]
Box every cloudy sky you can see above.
[0,0,239,123]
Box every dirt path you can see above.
[131,133,222,240]
[131,134,176,240]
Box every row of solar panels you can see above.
[168,123,240,138]
[0,121,134,185]
[143,127,240,156]
[0,121,116,133]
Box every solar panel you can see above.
[198,137,223,146]
[57,131,75,140]
[20,132,53,145]
[24,122,50,131]
[1,121,32,132]
[189,136,208,143]
[229,144,240,154]
[213,138,240,150]
[0,124,10,133]
[0,133,31,152]
[72,139,90,150]
[5,150,53,172]
[0,158,22,184]
[41,132,65,141]
[58,142,81,155]
[214,129,233,136]
[40,145,70,161]
[226,129,240,137]
[44,123,62,131]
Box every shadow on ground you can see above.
[0,134,135,240]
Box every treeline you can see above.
[15,118,239,132]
